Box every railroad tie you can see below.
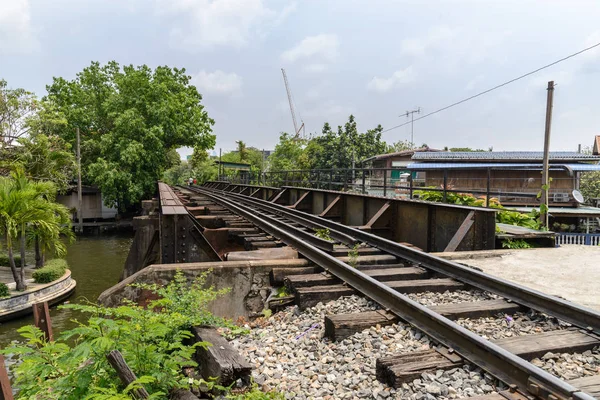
[377,329,600,387]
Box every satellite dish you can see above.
[572,189,585,204]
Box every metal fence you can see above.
[219,167,577,205]
[557,233,600,246]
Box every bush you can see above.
[1,270,234,399]
[32,259,68,283]
[0,253,22,267]
[0,283,9,298]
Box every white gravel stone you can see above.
[456,311,566,341]
[532,348,600,381]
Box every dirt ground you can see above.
[443,246,600,311]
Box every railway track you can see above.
[175,184,600,400]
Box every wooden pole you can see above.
[540,81,555,228]
[32,301,53,342]
[0,355,14,400]
[106,350,149,399]
[76,127,83,233]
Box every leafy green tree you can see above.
[580,172,600,203]
[387,140,416,152]
[0,79,37,147]
[44,61,216,210]
[236,140,248,162]
[310,115,387,169]
[8,134,77,193]
[268,133,309,171]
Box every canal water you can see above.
[0,233,133,347]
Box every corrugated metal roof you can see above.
[412,151,600,161]
[406,163,600,171]
[361,147,441,163]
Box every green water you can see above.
[0,233,133,347]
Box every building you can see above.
[407,151,600,207]
[361,147,440,181]
[406,140,600,232]
[56,186,118,221]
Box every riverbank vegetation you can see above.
[0,169,73,290]
[2,270,281,399]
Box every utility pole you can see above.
[219,148,222,180]
[540,81,555,229]
[402,107,421,146]
[76,128,83,233]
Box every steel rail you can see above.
[203,186,600,337]
[187,185,594,400]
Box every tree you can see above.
[0,169,71,290]
[236,140,248,162]
[0,79,37,147]
[387,140,416,152]
[309,115,387,169]
[580,172,600,203]
[44,61,216,210]
[8,134,77,193]
[268,133,309,171]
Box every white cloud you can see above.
[281,34,339,63]
[0,0,37,54]
[367,67,415,93]
[156,0,295,49]
[192,70,243,95]
[304,63,328,73]
[401,26,456,56]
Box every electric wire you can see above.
[381,41,600,133]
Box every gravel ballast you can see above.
[230,296,506,399]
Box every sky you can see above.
[1,0,600,159]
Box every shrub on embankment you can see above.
[0,254,22,267]
[32,259,68,284]
[0,282,9,298]
[0,270,281,399]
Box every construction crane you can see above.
[281,68,305,138]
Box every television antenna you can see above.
[402,107,421,146]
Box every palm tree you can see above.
[0,169,71,290]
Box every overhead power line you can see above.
[382,40,600,134]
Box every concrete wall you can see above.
[98,259,309,319]
[57,192,118,220]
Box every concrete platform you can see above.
[0,270,76,321]
[437,246,600,311]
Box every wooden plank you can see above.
[0,355,13,400]
[246,241,279,250]
[430,299,522,320]
[356,263,408,271]
[377,349,462,387]
[32,301,53,342]
[444,210,475,252]
[336,254,398,265]
[191,327,252,385]
[295,285,356,309]
[107,350,150,399]
[324,310,399,341]
[386,278,465,293]
[285,267,429,289]
[493,329,600,360]
[568,375,600,398]
[271,267,319,285]
[323,300,522,341]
